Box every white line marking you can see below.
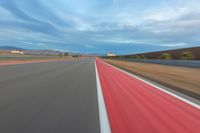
[95,61,112,133]
[101,60,200,109]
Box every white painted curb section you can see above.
[95,62,112,133]
[102,61,200,109]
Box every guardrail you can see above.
[112,58,200,68]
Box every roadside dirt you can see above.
[104,59,200,99]
[0,57,74,66]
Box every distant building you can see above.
[10,50,24,55]
[106,52,116,57]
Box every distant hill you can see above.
[0,46,64,56]
[118,46,200,60]
[0,46,25,51]
[25,50,62,56]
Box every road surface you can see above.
[0,58,199,133]
[0,58,100,133]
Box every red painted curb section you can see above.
[96,59,200,133]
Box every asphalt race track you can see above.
[0,58,199,133]
[0,58,100,133]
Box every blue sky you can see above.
[0,0,200,54]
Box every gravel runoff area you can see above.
[104,59,200,100]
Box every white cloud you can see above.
[36,43,46,46]
[146,7,187,21]
[157,43,187,47]
[0,6,16,20]
[22,41,34,45]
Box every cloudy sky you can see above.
[0,0,200,54]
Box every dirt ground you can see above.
[104,59,200,99]
[0,57,74,66]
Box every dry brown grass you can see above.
[104,59,200,98]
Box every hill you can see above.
[0,46,64,56]
[121,47,200,60]
[0,46,25,51]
